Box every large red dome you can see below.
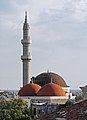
[37,83,66,96]
[18,83,41,96]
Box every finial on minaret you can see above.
[25,11,27,23]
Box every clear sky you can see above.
[0,0,87,90]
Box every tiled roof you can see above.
[35,99,87,120]
[56,99,87,120]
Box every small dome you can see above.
[18,83,41,96]
[37,83,66,96]
[33,72,67,87]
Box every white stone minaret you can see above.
[21,12,31,86]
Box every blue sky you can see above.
[0,0,87,90]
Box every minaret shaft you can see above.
[21,12,31,86]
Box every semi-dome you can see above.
[37,83,66,96]
[33,72,67,87]
[18,83,41,96]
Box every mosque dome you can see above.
[18,83,41,96]
[37,83,66,96]
[33,72,67,87]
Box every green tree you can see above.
[75,95,83,101]
[0,98,32,120]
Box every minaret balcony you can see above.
[21,55,31,60]
[21,39,30,44]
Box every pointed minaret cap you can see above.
[23,11,29,30]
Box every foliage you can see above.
[65,100,74,106]
[0,98,32,120]
[75,95,83,102]
[59,100,74,109]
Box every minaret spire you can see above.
[21,11,31,86]
[25,11,27,23]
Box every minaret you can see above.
[21,12,31,86]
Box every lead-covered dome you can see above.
[37,83,66,96]
[18,83,41,96]
[33,72,67,87]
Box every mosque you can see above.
[18,12,75,115]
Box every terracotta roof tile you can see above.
[36,99,87,120]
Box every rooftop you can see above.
[36,99,87,120]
